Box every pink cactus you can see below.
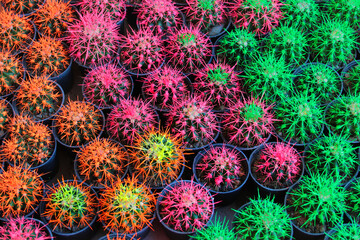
[119,27,165,74]
[76,0,126,22]
[222,95,277,148]
[142,65,191,111]
[165,95,219,149]
[0,217,52,239]
[193,61,243,111]
[159,180,214,232]
[196,145,247,192]
[65,10,120,68]
[253,142,302,189]
[165,26,212,73]
[82,63,132,108]
[229,0,283,36]
[106,98,158,145]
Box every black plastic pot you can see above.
[156,180,215,240]
[193,143,250,206]
[30,218,54,239]
[40,180,98,240]
[50,58,73,93]
[249,142,305,203]
[341,60,359,94]
[98,234,133,240]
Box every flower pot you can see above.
[50,58,73,94]
[98,234,134,240]
[341,60,359,94]
[193,143,250,206]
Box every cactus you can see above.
[196,144,247,192]
[0,50,24,97]
[0,217,52,240]
[0,164,43,218]
[193,61,243,111]
[309,17,357,69]
[0,9,34,53]
[165,95,219,149]
[76,138,128,187]
[165,26,212,73]
[0,99,13,136]
[119,27,165,75]
[42,178,97,232]
[136,0,182,36]
[263,25,308,67]
[233,195,292,239]
[343,62,360,94]
[326,94,360,142]
[14,76,62,121]
[2,115,54,168]
[325,0,360,30]
[142,65,191,111]
[183,0,227,35]
[158,180,214,232]
[216,28,259,72]
[106,98,158,145]
[347,178,360,221]
[130,128,185,188]
[326,224,360,240]
[98,176,156,234]
[305,134,358,183]
[242,52,294,102]
[0,0,43,15]
[82,63,132,108]
[191,215,237,240]
[229,0,283,36]
[252,142,302,189]
[275,91,325,144]
[53,100,103,147]
[33,0,75,38]
[65,10,121,68]
[76,0,126,22]
[295,63,342,105]
[222,95,276,148]
[280,0,320,32]
[286,173,347,233]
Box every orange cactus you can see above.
[1,0,43,15]
[0,50,24,96]
[33,0,75,38]
[0,9,34,53]
[25,36,70,77]
[0,99,13,135]
[0,164,44,218]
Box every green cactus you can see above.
[325,0,360,30]
[343,61,360,94]
[346,178,360,221]
[326,223,360,240]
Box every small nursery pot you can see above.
[341,60,359,93]
[98,234,133,240]
[0,99,15,141]
[40,180,98,240]
[249,142,305,203]
[156,180,215,240]
[193,143,250,206]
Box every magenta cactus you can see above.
[142,65,191,111]
[193,61,243,111]
[222,95,277,148]
[119,27,165,75]
[165,95,219,149]
[165,26,212,73]
[0,217,52,240]
[229,0,283,36]
[106,98,158,145]
[158,180,214,233]
[65,10,120,68]
[82,63,132,108]
[76,0,126,22]
[252,142,302,189]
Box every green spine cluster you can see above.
[343,62,360,94]
[326,223,360,240]
[347,178,360,221]
[325,0,360,29]
[191,215,237,240]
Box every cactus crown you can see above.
[233,195,292,239]
[196,144,247,192]
[107,98,158,145]
[0,165,43,218]
[43,179,97,232]
[0,217,52,240]
[347,178,360,221]
[159,180,214,232]
[306,134,358,183]
[343,62,360,94]
[0,50,24,97]
[65,10,120,68]
[54,100,103,147]
[15,76,62,121]
[34,0,75,38]
[76,138,128,187]
[0,9,34,53]
[327,223,360,240]
[2,115,54,168]
[222,95,276,148]
[295,63,342,105]
[98,177,156,234]
[83,63,132,108]
[325,0,360,30]
[77,0,126,22]
[131,128,185,188]
[1,0,43,15]
[0,99,12,135]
